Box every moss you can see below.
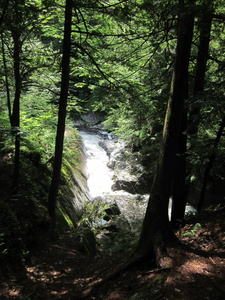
[57,206,74,228]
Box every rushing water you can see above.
[79,129,196,222]
[79,130,114,198]
[79,130,149,227]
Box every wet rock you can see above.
[76,117,150,196]
[98,139,118,157]
[103,216,130,232]
[73,112,105,129]
[77,124,150,228]
[104,203,121,221]
[96,216,132,251]
[104,142,150,194]
[112,179,138,194]
[96,194,148,229]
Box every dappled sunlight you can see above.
[26,265,73,283]
[1,209,225,299]
[181,258,213,275]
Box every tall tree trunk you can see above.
[171,111,188,226]
[135,1,194,266]
[11,1,22,191]
[198,116,225,211]
[48,0,72,226]
[188,1,213,134]
[187,1,213,211]
[1,34,12,124]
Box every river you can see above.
[79,129,196,224]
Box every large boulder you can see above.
[73,112,105,129]
[109,148,150,194]
[98,139,119,157]
[93,194,148,229]
[98,137,151,194]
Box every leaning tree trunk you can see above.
[48,0,72,226]
[135,1,194,267]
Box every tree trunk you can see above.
[187,1,213,211]
[1,34,12,124]
[188,1,213,134]
[198,116,225,211]
[11,2,22,191]
[48,0,72,225]
[171,111,188,227]
[135,1,194,266]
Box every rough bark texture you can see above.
[48,0,72,224]
[135,1,194,266]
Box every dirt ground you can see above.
[1,206,225,300]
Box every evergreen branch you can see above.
[71,42,114,87]
[73,5,89,44]
[77,7,89,44]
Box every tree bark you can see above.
[135,1,194,266]
[188,1,213,134]
[48,0,72,225]
[11,1,22,191]
[171,111,188,226]
[1,34,12,124]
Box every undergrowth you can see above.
[0,123,82,276]
[75,200,141,257]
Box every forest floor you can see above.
[1,206,225,300]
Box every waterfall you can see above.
[79,130,114,198]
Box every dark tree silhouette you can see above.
[11,1,23,191]
[48,0,73,226]
[135,0,194,267]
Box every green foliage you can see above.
[20,109,58,163]
[76,200,140,256]
[0,155,50,272]
[0,122,81,270]
[0,0,225,269]
[67,0,172,149]
[78,200,108,230]
[182,223,202,237]
[99,215,139,256]
[57,207,74,227]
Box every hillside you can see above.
[1,159,225,300]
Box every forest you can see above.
[0,0,225,299]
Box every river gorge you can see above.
[69,113,196,230]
